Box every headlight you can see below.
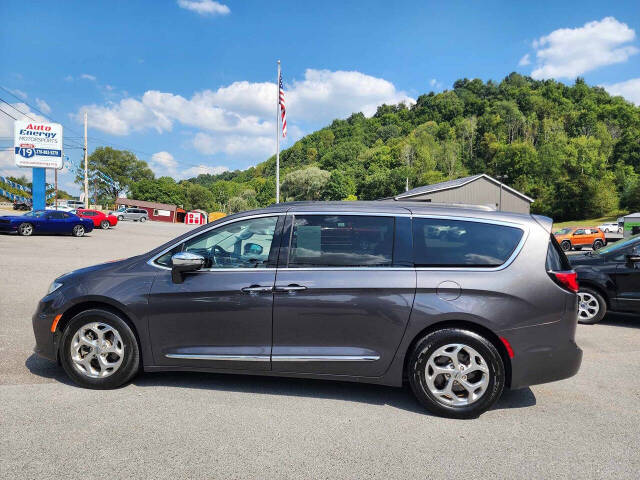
[47,281,63,295]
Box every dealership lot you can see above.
[1,215,639,479]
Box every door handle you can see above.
[274,284,307,292]
[241,285,273,294]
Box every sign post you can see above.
[14,120,63,210]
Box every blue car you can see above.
[0,210,94,237]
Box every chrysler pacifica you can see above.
[32,202,582,418]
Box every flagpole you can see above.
[276,59,281,204]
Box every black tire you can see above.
[577,286,607,325]
[72,224,85,237]
[18,222,34,236]
[118,215,124,221]
[592,239,604,250]
[561,240,571,252]
[60,309,140,389]
[408,328,505,419]
[100,220,110,229]
[139,216,146,223]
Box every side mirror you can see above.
[243,242,263,256]
[171,252,204,283]
[626,254,640,264]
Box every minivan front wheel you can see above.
[408,329,504,419]
[60,309,140,389]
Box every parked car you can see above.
[598,222,621,234]
[46,205,76,213]
[569,234,640,324]
[76,209,118,229]
[12,200,31,211]
[116,208,148,222]
[554,226,606,251]
[32,202,582,419]
[0,210,93,237]
[60,200,85,210]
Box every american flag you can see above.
[279,72,287,137]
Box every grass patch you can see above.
[553,211,627,229]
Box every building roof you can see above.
[116,197,178,211]
[393,174,535,203]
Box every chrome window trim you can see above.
[412,214,529,272]
[165,354,270,361]
[272,355,380,362]
[147,213,284,271]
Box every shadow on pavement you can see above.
[25,354,75,387]
[599,312,640,329]
[26,353,536,415]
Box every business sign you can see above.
[14,120,63,169]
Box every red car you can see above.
[75,209,118,229]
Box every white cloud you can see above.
[81,73,97,81]
[105,85,115,91]
[35,98,51,115]
[64,75,73,82]
[177,0,230,16]
[429,78,443,90]
[7,88,27,100]
[518,53,531,66]
[526,17,638,79]
[149,150,228,179]
[73,68,412,164]
[602,78,640,105]
[192,132,274,156]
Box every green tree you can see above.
[76,147,154,201]
[281,166,330,201]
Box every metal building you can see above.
[392,174,534,214]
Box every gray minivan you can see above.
[32,202,582,418]
[117,208,148,222]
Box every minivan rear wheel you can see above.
[408,328,504,419]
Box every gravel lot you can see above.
[1,212,639,479]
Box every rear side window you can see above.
[547,235,571,271]
[413,218,524,267]
[288,215,394,267]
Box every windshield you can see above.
[555,227,573,235]
[595,234,640,255]
[23,210,46,218]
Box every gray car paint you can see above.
[32,201,582,390]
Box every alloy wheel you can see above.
[424,343,490,406]
[70,322,124,379]
[73,225,85,237]
[19,223,33,236]
[578,292,599,321]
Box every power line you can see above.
[0,106,17,120]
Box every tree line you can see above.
[76,73,640,221]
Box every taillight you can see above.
[550,270,579,293]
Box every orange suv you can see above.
[554,227,606,252]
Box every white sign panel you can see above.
[14,120,63,169]
[156,209,171,217]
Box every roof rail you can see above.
[380,200,497,211]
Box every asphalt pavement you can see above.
[1,213,639,479]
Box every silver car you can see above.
[117,208,148,222]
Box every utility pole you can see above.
[54,167,58,208]
[275,60,281,204]
[84,112,89,209]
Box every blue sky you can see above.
[1,0,639,195]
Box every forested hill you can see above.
[163,73,640,221]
